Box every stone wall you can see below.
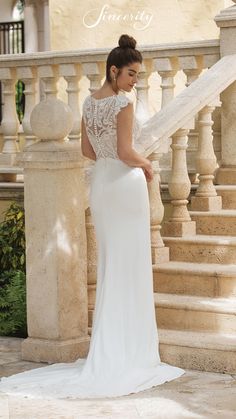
[49,0,234,51]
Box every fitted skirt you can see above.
[0,157,185,400]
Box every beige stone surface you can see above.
[190,209,236,235]
[49,1,230,51]
[215,166,236,184]
[163,234,236,264]
[159,329,236,374]
[162,220,196,237]
[190,195,222,211]
[216,185,236,208]
[153,261,236,297]
[155,292,236,333]
[30,98,74,141]
[1,339,236,418]
[19,97,90,363]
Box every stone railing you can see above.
[0,38,220,183]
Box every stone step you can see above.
[154,293,236,334]
[163,234,236,264]
[190,210,236,235]
[153,261,236,297]
[215,185,236,210]
[159,328,236,374]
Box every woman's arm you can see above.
[117,103,150,169]
[81,117,97,161]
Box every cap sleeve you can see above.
[82,95,91,116]
[114,95,133,116]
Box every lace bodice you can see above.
[82,93,142,160]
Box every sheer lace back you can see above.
[82,93,142,159]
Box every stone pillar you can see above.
[42,0,51,51]
[215,1,236,184]
[20,97,90,363]
[24,0,38,52]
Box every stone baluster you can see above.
[0,68,19,155]
[180,56,204,182]
[20,97,90,363]
[85,207,98,334]
[148,152,169,263]
[0,68,20,172]
[191,100,222,211]
[203,54,222,170]
[59,63,82,142]
[82,62,105,94]
[17,66,37,148]
[134,59,152,124]
[154,57,178,184]
[163,125,196,237]
[38,64,59,99]
[135,59,170,263]
[154,57,178,108]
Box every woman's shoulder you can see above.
[82,94,92,106]
[116,93,133,105]
[114,94,133,115]
[82,93,133,115]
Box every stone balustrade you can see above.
[0,39,220,184]
[16,48,236,362]
[2,1,236,362]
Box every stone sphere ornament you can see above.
[30,97,74,141]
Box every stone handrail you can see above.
[0,39,219,66]
[131,53,236,260]
[140,54,236,157]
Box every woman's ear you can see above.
[110,65,117,79]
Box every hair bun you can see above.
[118,34,136,49]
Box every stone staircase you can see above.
[154,187,236,374]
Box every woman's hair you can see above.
[106,34,142,82]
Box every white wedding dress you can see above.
[0,93,185,400]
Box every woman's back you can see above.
[82,93,140,160]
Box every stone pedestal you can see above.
[191,195,222,211]
[162,220,196,237]
[20,98,90,363]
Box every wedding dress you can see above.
[0,93,185,400]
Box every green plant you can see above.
[15,80,25,123]
[0,202,27,337]
[0,270,26,337]
[0,202,25,272]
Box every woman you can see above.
[0,34,185,399]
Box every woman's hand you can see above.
[142,161,154,182]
